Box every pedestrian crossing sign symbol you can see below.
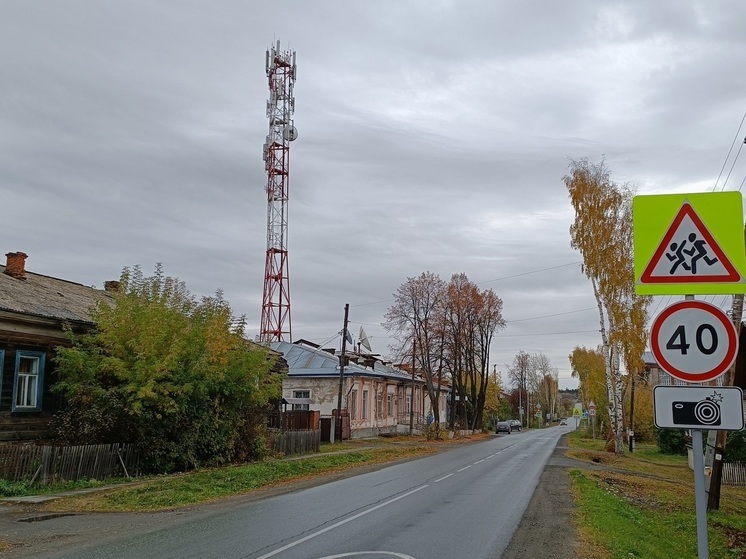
[634,192,746,295]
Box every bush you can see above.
[726,430,746,463]
[655,427,687,455]
[52,265,283,474]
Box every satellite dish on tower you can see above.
[283,125,298,141]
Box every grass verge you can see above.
[568,430,746,558]
[35,436,462,513]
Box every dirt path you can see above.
[502,434,579,558]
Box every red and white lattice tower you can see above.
[260,41,297,343]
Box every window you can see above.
[350,389,358,420]
[387,393,393,417]
[293,390,310,410]
[406,395,411,415]
[13,350,45,412]
[377,391,383,419]
[362,390,369,420]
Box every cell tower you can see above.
[260,40,297,343]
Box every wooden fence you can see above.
[723,462,746,486]
[0,443,139,485]
[268,429,320,456]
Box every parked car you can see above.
[509,419,522,432]
[496,421,512,434]
[560,418,567,426]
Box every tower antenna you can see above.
[260,40,297,342]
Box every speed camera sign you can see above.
[650,299,738,383]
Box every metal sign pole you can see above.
[691,429,709,559]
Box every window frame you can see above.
[292,389,310,410]
[350,389,358,420]
[13,350,46,412]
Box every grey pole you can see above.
[335,304,349,443]
[692,429,709,559]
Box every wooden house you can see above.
[0,252,114,441]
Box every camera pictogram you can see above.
[671,394,722,426]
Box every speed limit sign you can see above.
[650,299,738,383]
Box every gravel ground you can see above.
[501,433,578,559]
[0,433,580,558]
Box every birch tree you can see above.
[569,345,608,417]
[565,158,650,454]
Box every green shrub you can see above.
[52,265,283,474]
[726,430,746,463]
[655,427,687,455]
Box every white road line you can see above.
[318,553,417,559]
[433,473,454,483]
[473,459,484,464]
[457,465,472,472]
[254,486,429,559]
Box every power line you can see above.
[713,111,746,192]
[351,260,583,308]
[478,262,582,285]
[720,141,744,192]
[508,307,596,323]
[499,329,598,338]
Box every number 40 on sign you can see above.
[650,299,738,384]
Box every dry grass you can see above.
[569,431,746,558]
[37,432,490,513]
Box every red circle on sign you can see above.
[650,300,738,383]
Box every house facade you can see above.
[271,340,449,439]
[0,252,114,441]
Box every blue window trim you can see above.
[12,350,46,412]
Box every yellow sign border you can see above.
[633,192,746,295]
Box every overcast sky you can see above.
[3,1,746,389]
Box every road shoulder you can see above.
[501,433,578,559]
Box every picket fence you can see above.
[723,462,746,486]
[268,429,320,456]
[0,443,139,485]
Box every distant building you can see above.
[271,339,449,438]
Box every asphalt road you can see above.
[31,427,567,559]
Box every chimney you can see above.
[4,252,28,280]
[104,280,121,293]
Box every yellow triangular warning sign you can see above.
[640,201,741,284]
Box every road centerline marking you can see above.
[434,473,454,483]
[254,486,429,559]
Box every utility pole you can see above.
[707,291,743,510]
[629,373,636,453]
[409,337,415,434]
[335,304,350,443]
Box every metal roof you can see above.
[271,340,415,382]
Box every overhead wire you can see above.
[645,113,746,343]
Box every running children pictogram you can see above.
[640,200,740,284]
